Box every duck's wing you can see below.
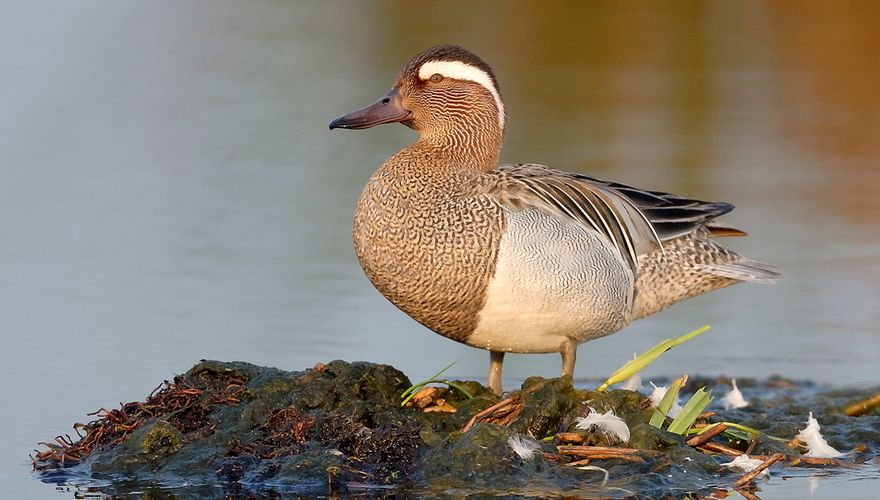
[480,163,740,273]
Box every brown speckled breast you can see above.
[353,148,505,342]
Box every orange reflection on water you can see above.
[770,1,880,228]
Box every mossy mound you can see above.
[33,360,880,497]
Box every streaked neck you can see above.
[419,125,503,172]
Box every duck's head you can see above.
[330,45,505,146]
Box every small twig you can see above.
[556,432,586,444]
[786,456,858,468]
[698,441,745,457]
[734,487,761,500]
[494,405,523,426]
[557,445,644,455]
[734,452,784,487]
[686,423,727,447]
[461,396,519,432]
[745,438,758,455]
[484,405,516,419]
[557,445,648,463]
[842,392,880,417]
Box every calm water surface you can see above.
[1,1,878,497]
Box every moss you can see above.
[628,422,682,451]
[141,421,184,456]
[91,419,185,474]
[509,375,579,437]
[424,424,525,480]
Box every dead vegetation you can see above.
[32,368,247,470]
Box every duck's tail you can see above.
[631,232,779,320]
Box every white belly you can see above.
[468,209,634,353]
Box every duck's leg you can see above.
[560,339,577,378]
[488,350,505,395]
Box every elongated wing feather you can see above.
[482,164,741,272]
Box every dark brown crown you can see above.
[401,45,500,91]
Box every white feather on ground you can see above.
[575,407,630,442]
[507,434,542,462]
[796,412,843,458]
[720,379,749,410]
[648,382,682,418]
[618,353,642,391]
[620,372,642,392]
[721,454,769,477]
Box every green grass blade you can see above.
[400,361,460,407]
[667,387,713,435]
[720,427,754,442]
[721,421,762,437]
[597,325,711,392]
[400,360,458,399]
[400,384,426,407]
[649,375,687,428]
[669,324,712,347]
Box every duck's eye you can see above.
[429,73,443,83]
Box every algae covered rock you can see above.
[90,420,184,474]
[425,423,531,479]
[32,360,880,497]
[37,360,431,493]
[508,375,580,437]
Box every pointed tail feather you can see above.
[696,260,780,284]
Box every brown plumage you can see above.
[330,45,778,394]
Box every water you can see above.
[1,1,878,497]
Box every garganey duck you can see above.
[330,45,777,395]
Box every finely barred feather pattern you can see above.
[479,164,664,272]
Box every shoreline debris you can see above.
[31,360,877,497]
[32,369,247,470]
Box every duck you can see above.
[329,45,777,395]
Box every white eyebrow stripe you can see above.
[418,60,505,129]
